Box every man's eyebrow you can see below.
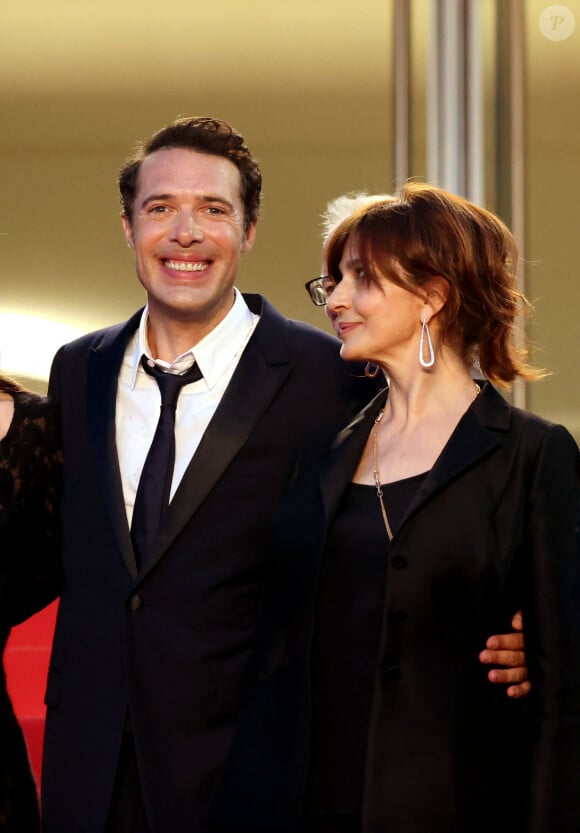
[139,193,173,211]
[139,193,235,212]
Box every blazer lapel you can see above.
[88,311,143,579]
[398,382,510,532]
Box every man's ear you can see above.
[241,221,257,254]
[121,213,134,249]
[420,276,449,323]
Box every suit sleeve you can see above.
[523,423,580,833]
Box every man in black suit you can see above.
[41,117,527,833]
[42,116,376,833]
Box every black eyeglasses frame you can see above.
[304,275,336,307]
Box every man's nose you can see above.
[171,212,204,246]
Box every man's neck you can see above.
[146,310,227,363]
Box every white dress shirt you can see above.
[116,289,259,525]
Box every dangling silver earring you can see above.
[419,315,435,368]
[365,362,380,378]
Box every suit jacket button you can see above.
[390,555,408,569]
[130,594,143,612]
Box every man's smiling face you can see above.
[122,146,256,338]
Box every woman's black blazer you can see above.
[213,382,580,833]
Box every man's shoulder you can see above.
[286,316,342,350]
[57,309,142,356]
[245,292,341,350]
[244,294,377,402]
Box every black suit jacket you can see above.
[41,294,375,833]
[213,382,580,833]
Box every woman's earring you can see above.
[365,362,380,378]
[419,314,435,368]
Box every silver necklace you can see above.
[372,409,394,542]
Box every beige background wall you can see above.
[525,0,580,437]
[1,1,578,439]
[0,0,393,382]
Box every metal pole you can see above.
[510,0,527,410]
[393,0,411,189]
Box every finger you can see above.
[511,610,524,631]
[479,648,525,667]
[507,680,532,698]
[485,632,525,651]
[487,667,528,684]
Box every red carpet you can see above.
[4,600,58,788]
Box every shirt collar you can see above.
[128,288,258,389]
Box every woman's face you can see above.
[326,236,425,368]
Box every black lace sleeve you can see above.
[0,391,63,625]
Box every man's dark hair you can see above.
[118,116,262,234]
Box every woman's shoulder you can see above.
[11,389,56,419]
[6,390,61,450]
[479,382,575,440]
[503,397,580,463]
[12,388,47,408]
[507,396,574,438]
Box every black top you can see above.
[307,472,427,816]
[0,389,62,833]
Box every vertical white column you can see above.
[509,0,527,409]
[426,0,484,200]
[424,0,527,403]
[426,0,442,187]
[442,0,465,194]
[427,0,469,195]
[393,0,411,189]
[465,0,484,204]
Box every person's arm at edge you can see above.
[479,610,531,698]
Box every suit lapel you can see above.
[138,295,293,576]
[87,311,143,579]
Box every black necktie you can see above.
[131,357,203,567]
